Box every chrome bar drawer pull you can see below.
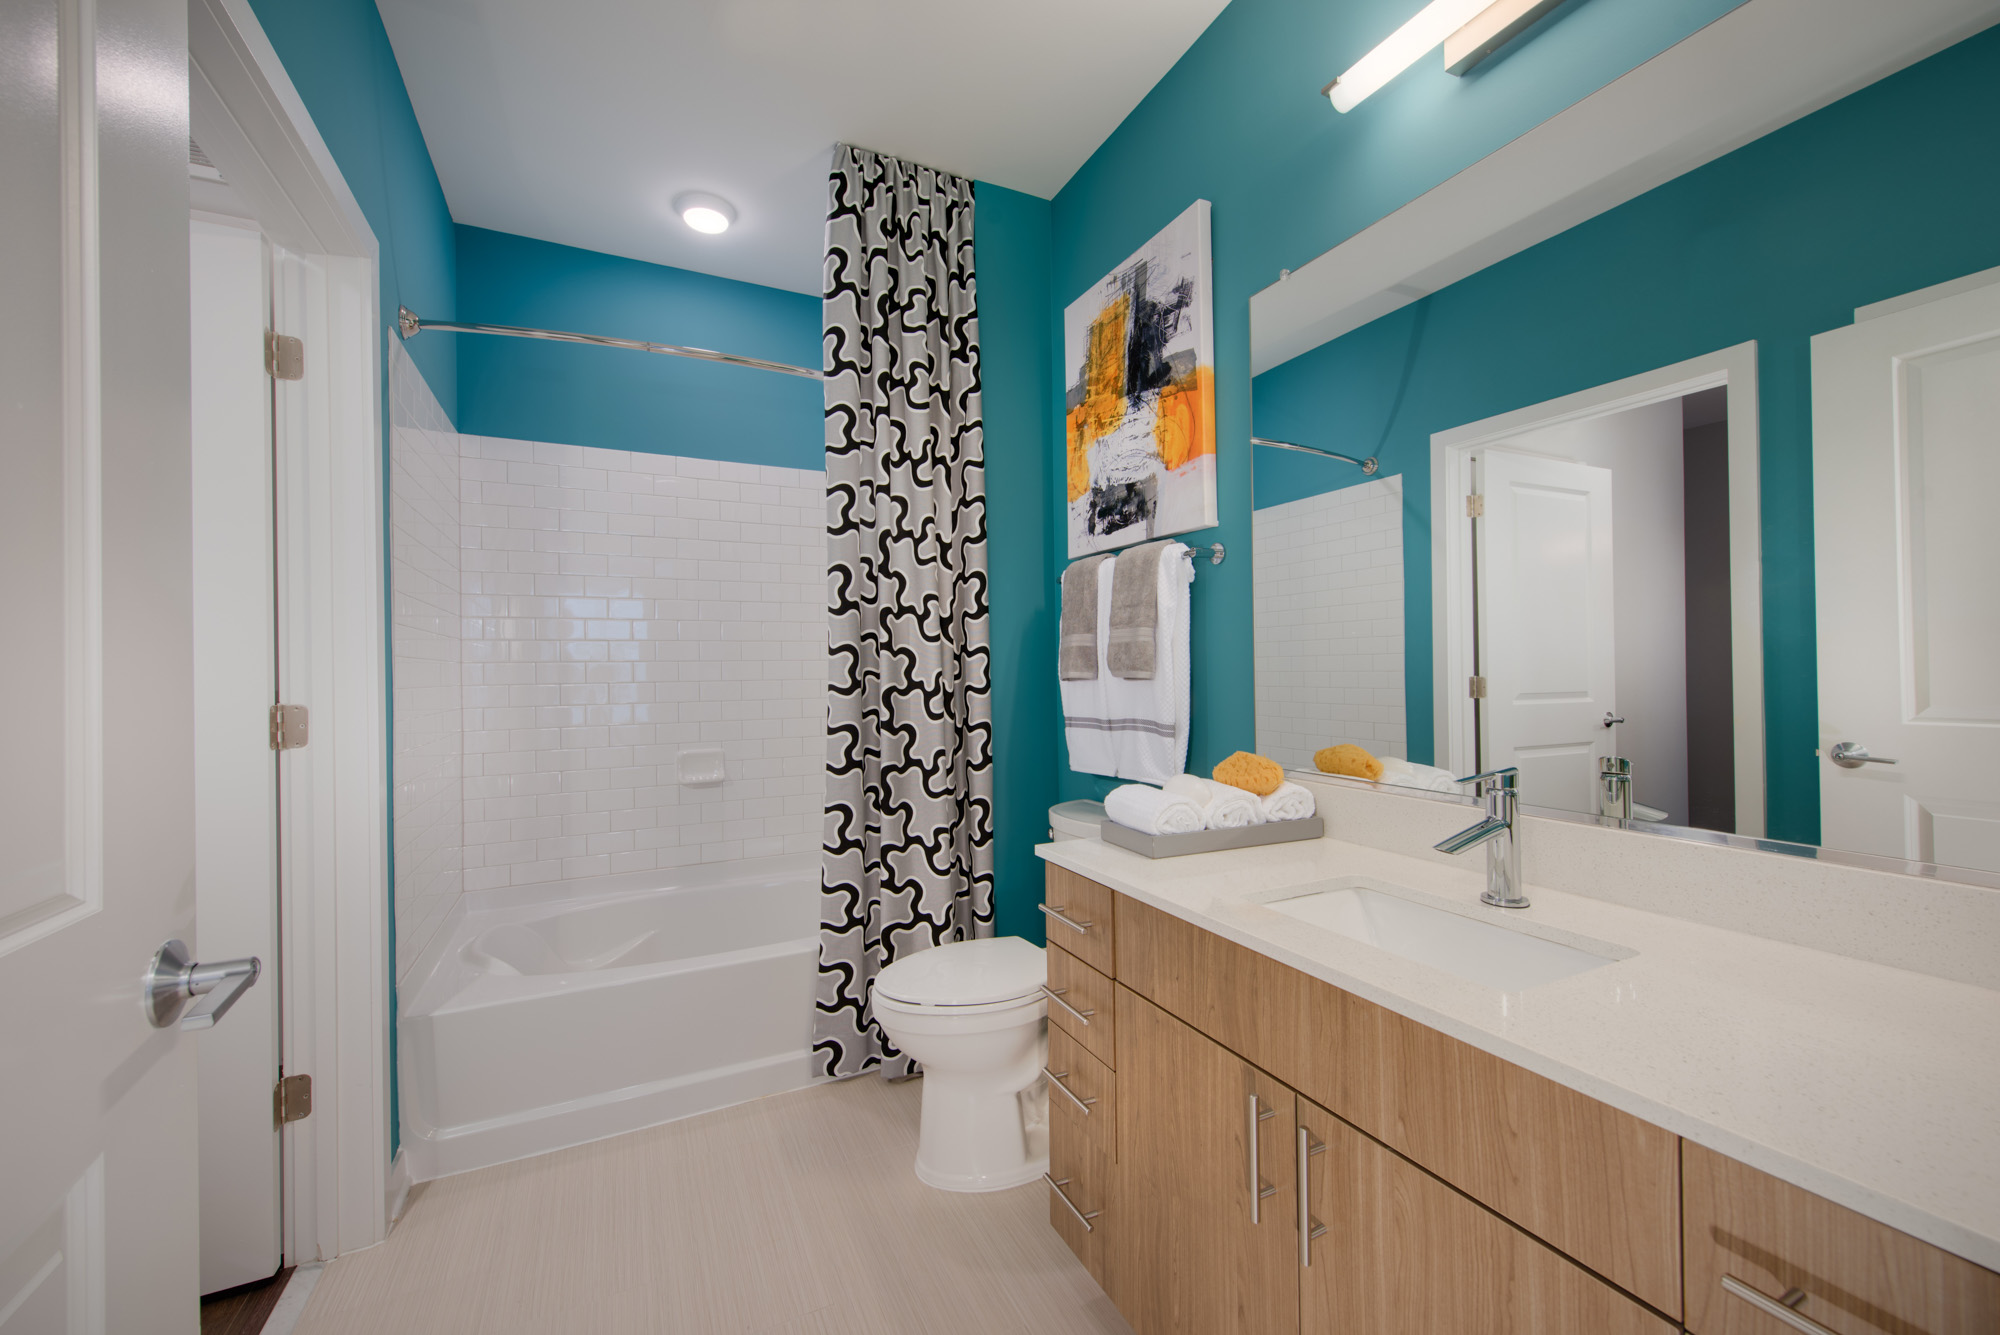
[1039,903,1092,935]
[1721,1276,1836,1335]
[1297,1126,1327,1267]
[1044,1174,1099,1232]
[1247,1095,1276,1222]
[1043,1068,1097,1115]
[1041,985,1095,1026]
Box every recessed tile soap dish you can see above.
[1100,816,1323,859]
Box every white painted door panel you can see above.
[191,219,282,1294]
[1814,276,2000,872]
[1,0,201,1328]
[1477,449,1617,814]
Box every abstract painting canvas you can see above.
[1064,200,1217,557]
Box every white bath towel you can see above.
[1104,783,1205,836]
[1259,781,1317,823]
[1164,774,1265,829]
[1377,757,1463,794]
[1061,543,1191,784]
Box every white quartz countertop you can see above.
[1037,832,2000,1272]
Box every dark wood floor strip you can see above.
[201,1267,293,1335]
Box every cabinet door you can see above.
[1111,985,1298,1335]
[1297,1099,1674,1335]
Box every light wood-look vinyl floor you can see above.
[294,1073,1133,1335]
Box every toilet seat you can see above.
[873,937,1046,1012]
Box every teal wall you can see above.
[973,184,1060,946]
[454,226,822,465]
[1250,24,2000,845]
[1042,0,1750,803]
[248,0,458,415]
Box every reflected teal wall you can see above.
[453,227,822,465]
[1044,0,1751,803]
[1251,26,2000,844]
[974,184,1060,946]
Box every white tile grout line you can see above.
[261,1262,323,1335]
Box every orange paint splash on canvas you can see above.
[1152,366,1214,472]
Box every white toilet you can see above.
[873,936,1050,1192]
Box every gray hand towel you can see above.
[1109,540,1177,679]
[1059,554,1111,680]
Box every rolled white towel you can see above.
[1163,774,1264,828]
[1104,783,1205,836]
[1259,780,1316,823]
[1377,757,1464,794]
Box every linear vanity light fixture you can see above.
[1324,0,1566,112]
[396,306,822,381]
[1251,436,1379,475]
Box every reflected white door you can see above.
[1476,448,1617,813]
[1,0,202,1328]
[191,219,282,1293]
[1813,273,2000,874]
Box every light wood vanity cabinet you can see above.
[1040,867,2000,1335]
[1682,1142,2000,1335]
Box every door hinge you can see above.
[1465,494,1485,518]
[1468,675,1488,699]
[276,1073,313,1125]
[269,703,309,750]
[266,331,304,381]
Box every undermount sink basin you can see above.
[1264,884,1618,991]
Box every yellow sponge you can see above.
[1213,751,1284,797]
[1314,743,1383,781]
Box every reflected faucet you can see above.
[1435,767,1528,909]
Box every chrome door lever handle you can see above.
[1828,742,1898,769]
[1602,713,1625,728]
[145,940,262,1030]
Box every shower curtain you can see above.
[815,144,994,1078]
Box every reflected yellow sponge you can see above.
[1314,743,1383,781]
[1213,751,1284,797]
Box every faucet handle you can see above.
[1452,766,1519,794]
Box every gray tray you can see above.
[1098,815,1323,859]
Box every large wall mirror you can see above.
[1246,11,2000,883]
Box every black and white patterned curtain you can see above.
[815,145,994,1078]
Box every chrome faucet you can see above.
[1434,767,1527,909]
[1597,756,1634,820]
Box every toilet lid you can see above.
[873,937,1046,1008]
[1049,800,1106,840]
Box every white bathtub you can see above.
[398,855,819,1180]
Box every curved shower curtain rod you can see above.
[1250,435,1379,475]
[396,306,824,382]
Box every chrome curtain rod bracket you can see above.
[1250,435,1379,475]
[395,305,824,382]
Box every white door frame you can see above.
[190,0,393,1262]
[1429,342,1766,836]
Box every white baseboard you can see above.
[385,1150,414,1230]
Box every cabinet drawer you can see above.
[1116,891,1681,1317]
[1043,866,1114,974]
[1046,944,1115,1067]
[1047,1027,1115,1288]
[1303,1101,1674,1335]
[1683,1141,2000,1335]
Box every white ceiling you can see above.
[375,0,1232,296]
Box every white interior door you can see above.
[1813,271,2000,874]
[1476,448,1617,814]
[1,0,204,1328]
[190,218,282,1293]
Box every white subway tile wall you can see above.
[457,435,828,893]
[388,339,465,981]
[1252,474,1407,771]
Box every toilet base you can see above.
[910,1068,1050,1194]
